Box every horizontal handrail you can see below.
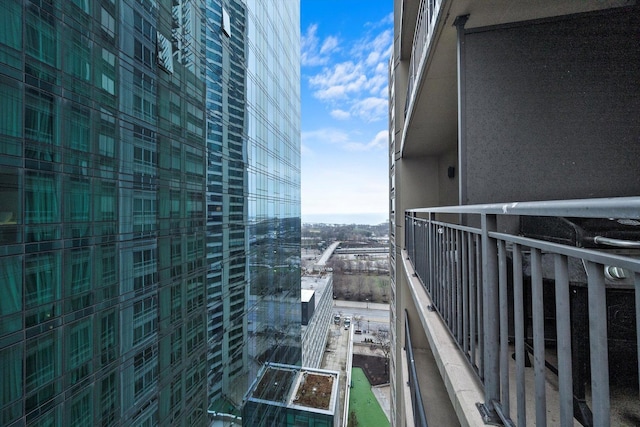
[593,235,640,248]
[405,310,429,427]
[407,196,640,218]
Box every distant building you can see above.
[301,273,334,368]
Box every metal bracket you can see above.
[426,305,436,312]
[475,403,502,426]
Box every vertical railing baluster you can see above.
[476,233,484,378]
[435,225,443,312]
[512,244,526,427]
[636,272,640,398]
[531,248,547,427]
[481,214,499,411]
[554,254,573,427]
[456,229,463,341]
[448,227,454,326]
[462,232,470,355]
[498,240,510,416]
[444,227,450,324]
[586,261,610,427]
[427,213,437,294]
[418,220,423,280]
[469,234,477,367]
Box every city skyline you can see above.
[300,0,392,223]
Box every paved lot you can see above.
[321,324,350,426]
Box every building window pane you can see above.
[69,389,92,427]
[66,107,90,151]
[0,344,22,419]
[133,194,157,234]
[0,80,22,141]
[65,178,90,223]
[65,248,91,312]
[67,319,92,384]
[133,297,157,344]
[100,8,115,37]
[25,8,57,66]
[133,346,157,399]
[25,251,60,308]
[25,172,59,224]
[0,170,20,245]
[25,332,59,393]
[99,372,117,424]
[64,33,91,81]
[25,90,56,146]
[0,255,23,334]
[0,0,21,51]
[96,245,117,287]
[99,310,117,366]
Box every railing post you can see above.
[477,213,501,423]
[428,212,434,292]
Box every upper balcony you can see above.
[398,0,633,159]
[402,197,640,426]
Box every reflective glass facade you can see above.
[0,0,211,424]
[0,0,299,425]
[245,0,302,380]
[203,0,249,408]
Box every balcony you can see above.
[403,197,640,426]
[405,0,443,119]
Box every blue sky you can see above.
[300,0,393,224]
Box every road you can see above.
[332,300,390,335]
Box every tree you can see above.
[375,328,391,375]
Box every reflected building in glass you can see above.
[0,0,300,425]
[245,0,302,376]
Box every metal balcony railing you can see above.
[405,197,640,427]
[405,310,429,427]
[405,0,443,116]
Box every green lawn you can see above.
[348,367,389,427]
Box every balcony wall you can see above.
[462,8,640,205]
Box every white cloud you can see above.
[303,128,387,152]
[330,109,351,120]
[309,61,367,100]
[320,36,339,54]
[365,51,381,66]
[302,128,351,145]
[304,17,392,122]
[301,24,341,67]
[343,130,388,152]
[349,97,387,123]
[365,12,394,29]
[301,12,393,218]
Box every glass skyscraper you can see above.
[0,0,300,425]
[245,0,301,376]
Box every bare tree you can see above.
[375,328,391,375]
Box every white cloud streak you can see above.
[301,24,340,67]
[330,109,351,120]
[302,128,387,152]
